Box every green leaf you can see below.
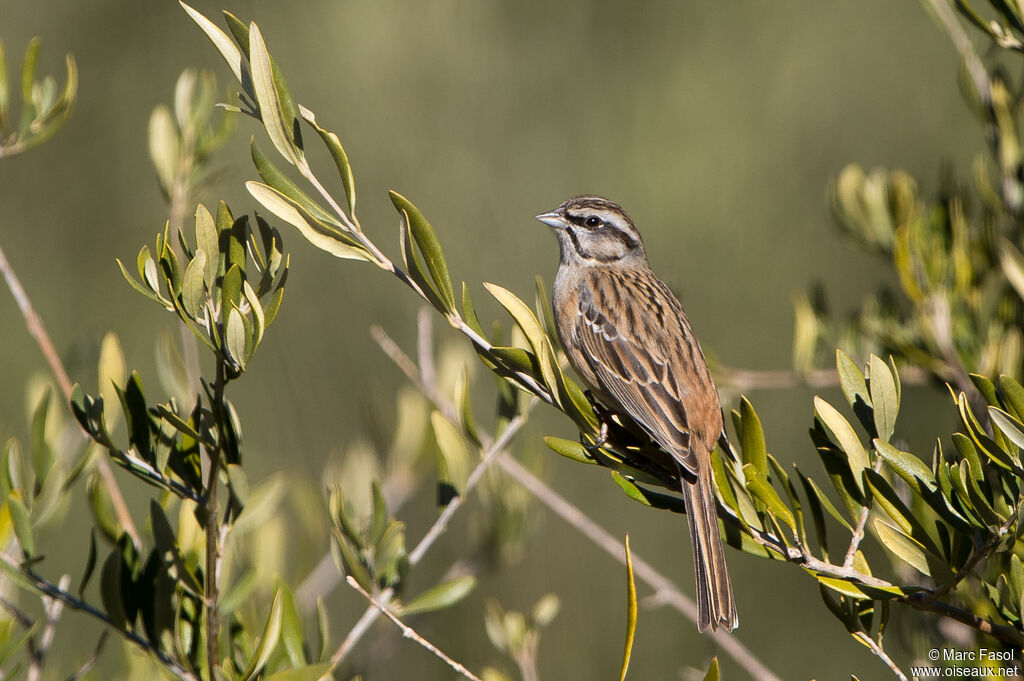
[836,348,871,410]
[398,208,444,309]
[390,191,456,312]
[798,471,852,531]
[330,528,371,592]
[226,307,247,369]
[460,284,485,341]
[873,517,936,578]
[248,22,302,167]
[239,588,284,681]
[702,658,720,681]
[300,106,356,216]
[88,472,121,541]
[1000,237,1024,302]
[19,37,39,120]
[29,388,54,486]
[989,407,1024,452]
[7,493,33,557]
[400,576,476,616]
[150,500,202,595]
[179,2,248,86]
[812,572,904,600]
[98,332,126,431]
[368,480,388,548]
[195,204,219,287]
[1000,374,1024,422]
[0,617,38,667]
[454,367,481,447]
[611,471,652,507]
[868,355,899,442]
[814,396,869,494]
[431,412,471,504]
[872,439,936,494]
[276,579,307,667]
[181,249,207,320]
[246,181,371,262]
[742,463,796,534]
[250,139,340,228]
[243,279,265,349]
[543,436,594,465]
[739,396,767,477]
[78,529,98,597]
[148,105,178,195]
[263,665,334,681]
[316,597,329,663]
[620,534,637,681]
[100,547,127,630]
[117,258,167,307]
[484,282,560,400]
[374,521,407,587]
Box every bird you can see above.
[536,195,738,632]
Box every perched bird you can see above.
[536,195,738,632]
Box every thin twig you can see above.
[0,553,199,681]
[345,576,484,681]
[920,0,991,106]
[26,574,70,681]
[0,244,141,547]
[852,632,908,681]
[843,458,883,569]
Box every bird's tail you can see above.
[681,463,738,632]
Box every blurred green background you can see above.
[0,0,983,678]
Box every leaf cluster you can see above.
[0,36,76,158]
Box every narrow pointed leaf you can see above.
[239,588,284,681]
[248,23,301,167]
[226,307,247,369]
[300,106,356,215]
[620,534,637,681]
[7,494,33,557]
[814,396,869,494]
[390,191,455,311]
[868,355,899,442]
[742,463,796,534]
[181,250,207,320]
[399,576,477,616]
[989,407,1024,452]
[544,436,594,465]
[180,2,247,86]
[739,397,767,476]
[247,182,371,262]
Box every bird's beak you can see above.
[535,210,566,229]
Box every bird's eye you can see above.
[584,216,601,228]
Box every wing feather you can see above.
[574,269,720,475]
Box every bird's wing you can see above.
[573,269,719,475]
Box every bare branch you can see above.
[852,632,908,681]
[346,576,484,681]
